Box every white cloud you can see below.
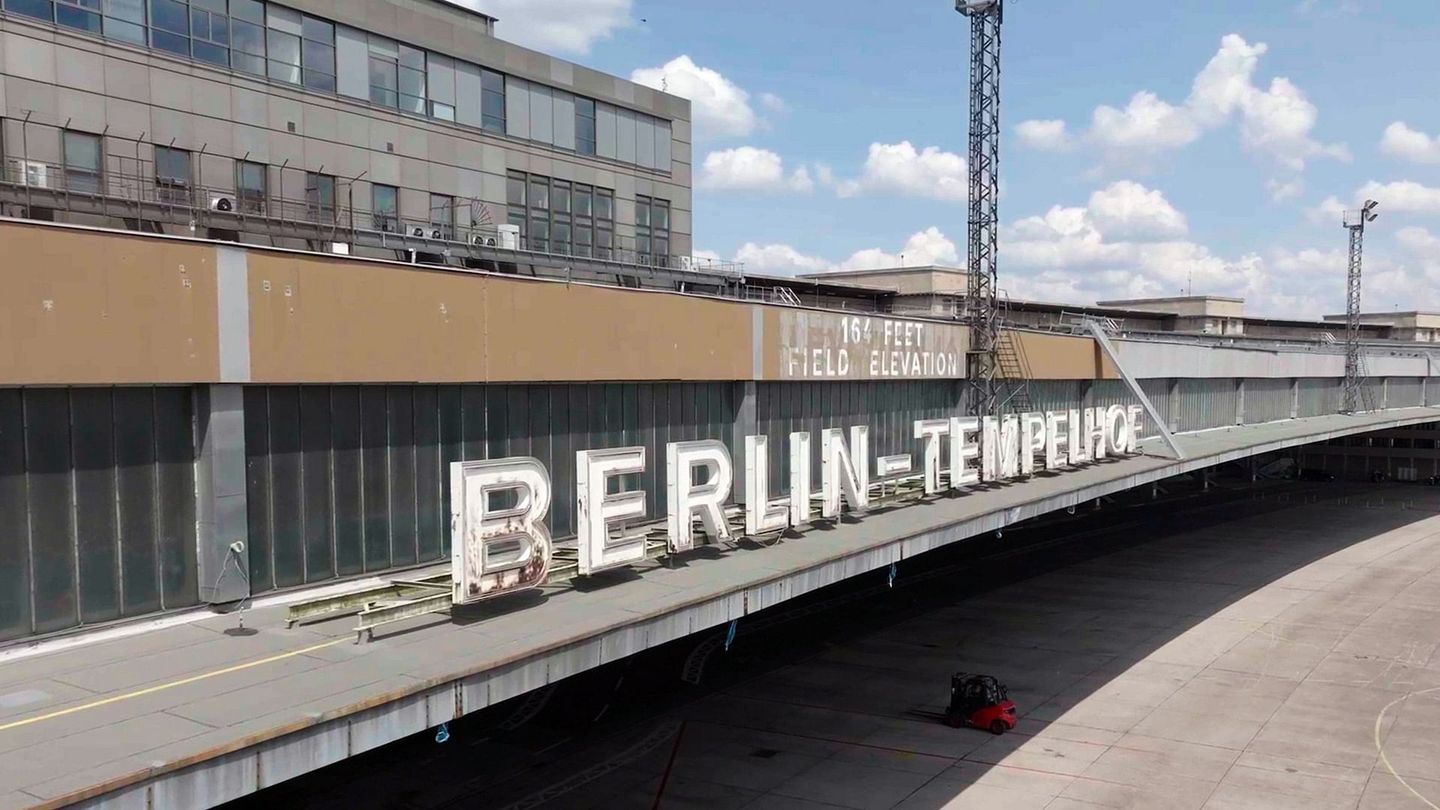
[825,142,967,202]
[759,93,788,114]
[1084,181,1188,241]
[1307,195,1348,225]
[1355,180,1440,214]
[698,147,813,193]
[1048,34,1345,186]
[469,0,631,54]
[631,56,757,140]
[1380,122,1440,164]
[1015,119,1072,151]
[724,228,961,277]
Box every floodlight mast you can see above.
[957,0,1003,417]
[1341,199,1379,414]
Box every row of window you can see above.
[506,171,621,260]
[1,0,670,168]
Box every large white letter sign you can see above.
[1019,412,1046,476]
[950,416,981,487]
[1067,408,1090,465]
[1126,405,1144,452]
[914,419,951,495]
[982,415,1021,481]
[576,446,647,574]
[790,431,813,525]
[450,458,552,604]
[1044,411,1069,471]
[666,440,734,552]
[745,435,790,535]
[821,426,870,518]
[1084,407,1108,460]
[1106,405,1130,454]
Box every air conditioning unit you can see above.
[471,234,498,247]
[328,242,351,255]
[207,193,236,212]
[6,159,50,189]
[431,228,444,240]
[411,226,427,238]
[679,255,694,271]
[497,224,520,250]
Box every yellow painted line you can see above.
[0,638,348,734]
[1374,685,1440,810]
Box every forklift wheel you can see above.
[988,719,1007,735]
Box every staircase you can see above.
[994,297,1034,415]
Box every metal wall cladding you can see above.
[1388,378,1425,408]
[245,383,742,592]
[1242,378,1294,425]
[1363,378,1387,409]
[752,381,964,499]
[1023,380,1084,414]
[1176,378,1239,432]
[0,387,198,643]
[1297,378,1342,417]
[1087,380,1138,416]
[1429,379,1440,406]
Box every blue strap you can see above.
[888,562,898,588]
[435,723,450,744]
[724,619,738,652]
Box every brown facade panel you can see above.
[1003,330,1117,381]
[0,223,219,384]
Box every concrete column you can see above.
[1235,379,1245,425]
[1290,378,1299,419]
[1168,379,1181,433]
[195,384,250,604]
[732,381,757,504]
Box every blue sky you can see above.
[491,0,1440,318]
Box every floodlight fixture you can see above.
[956,0,999,16]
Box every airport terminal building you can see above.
[3,0,1440,647]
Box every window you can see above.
[305,172,336,221]
[367,36,399,108]
[371,183,398,232]
[62,130,102,193]
[228,0,265,75]
[153,145,191,203]
[57,0,101,33]
[507,171,614,258]
[429,193,453,239]
[300,14,334,92]
[236,159,266,213]
[575,97,596,156]
[481,68,505,133]
[149,0,189,56]
[265,4,300,84]
[188,0,229,65]
[6,0,55,24]
[398,45,426,115]
[635,194,670,266]
[103,0,146,44]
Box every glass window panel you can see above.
[7,0,54,23]
[653,201,670,231]
[306,172,336,219]
[399,44,424,70]
[230,0,263,23]
[106,18,145,43]
[149,0,187,32]
[231,18,264,55]
[152,30,190,56]
[553,181,570,214]
[237,160,266,212]
[530,217,549,246]
[481,69,505,132]
[371,184,398,231]
[398,66,425,101]
[192,0,223,10]
[506,174,525,206]
[635,198,650,227]
[193,41,229,66]
[304,68,335,92]
[368,35,397,58]
[552,222,571,252]
[154,147,190,184]
[232,51,264,75]
[63,131,102,193]
[574,185,592,217]
[529,179,549,210]
[595,192,613,221]
[57,1,102,33]
[265,3,300,35]
[302,15,333,44]
[431,102,455,121]
[267,30,300,83]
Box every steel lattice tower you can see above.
[958,0,1003,416]
[1341,200,1379,414]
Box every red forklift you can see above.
[945,673,1017,734]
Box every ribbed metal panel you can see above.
[1242,378,1294,425]
[1429,379,1440,406]
[0,387,198,643]
[754,381,963,496]
[1086,379,1137,414]
[1139,379,1171,428]
[1024,380,1084,414]
[1176,378,1238,431]
[1388,378,1424,408]
[1297,378,1341,417]
[244,382,742,593]
[1364,378,1387,409]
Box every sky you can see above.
[483,0,1440,319]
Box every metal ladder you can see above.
[773,286,803,306]
[994,296,1034,414]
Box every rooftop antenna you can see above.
[1341,199,1380,414]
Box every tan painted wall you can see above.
[0,223,219,384]
[1002,331,1117,380]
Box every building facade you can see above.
[0,0,693,265]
